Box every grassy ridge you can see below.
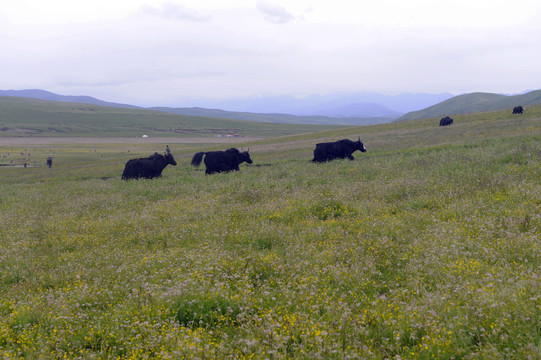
[398,89,541,121]
[0,97,342,138]
[0,108,540,358]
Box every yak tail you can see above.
[191,152,205,167]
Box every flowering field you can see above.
[0,110,540,359]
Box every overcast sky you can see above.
[1,0,540,107]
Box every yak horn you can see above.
[166,145,171,154]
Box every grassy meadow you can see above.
[0,108,540,359]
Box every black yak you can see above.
[512,106,524,115]
[312,137,367,163]
[121,146,177,180]
[191,148,253,174]
[439,116,453,126]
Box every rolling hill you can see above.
[0,89,140,109]
[148,106,392,126]
[0,96,343,138]
[397,89,541,121]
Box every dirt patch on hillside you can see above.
[1,127,43,134]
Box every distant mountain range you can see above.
[397,90,541,121]
[262,92,454,116]
[0,89,453,125]
[2,88,540,125]
[305,103,403,118]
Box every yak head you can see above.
[165,145,177,166]
[241,148,253,164]
[356,137,367,153]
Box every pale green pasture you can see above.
[0,114,540,359]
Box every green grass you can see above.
[0,109,540,359]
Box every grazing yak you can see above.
[191,148,253,174]
[312,137,367,163]
[439,116,453,126]
[512,106,524,115]
[121,146,177,180]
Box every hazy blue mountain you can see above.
[175,92,454,116]
[396,90,541,121]
[149,107,393,126]
[0,89,141,109]
[290,92,454,115]
[313,103,403,118]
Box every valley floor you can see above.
[0,136,263,145]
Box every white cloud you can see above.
[256,0,296,24]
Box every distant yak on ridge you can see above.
[439,116,453,126]
[512,106,524,115]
